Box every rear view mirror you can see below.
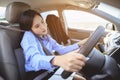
[72,0,100,8]
[106,23,115,31]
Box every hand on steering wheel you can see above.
[61,26,105,79]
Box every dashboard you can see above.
[104,31,120,65]
[104,31,120,52]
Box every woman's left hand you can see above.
[78,38,88,47]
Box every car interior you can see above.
[0,0,120,80]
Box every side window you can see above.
[63,10,113,31]
[41,10,59,21]
[0,7,7,22]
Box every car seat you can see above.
[0,2,30,80]
[46,14,71,45]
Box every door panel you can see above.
[68,28,92,40]
[68,28,108,40]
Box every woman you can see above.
[19,9,86,80]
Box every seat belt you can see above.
[32,33,59,80]
[32,32,52,56]
[0,25,25,32]
[33,71,51,80]
[33,68,59,80]
[38,38,52,55]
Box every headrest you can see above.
[5,2,31,24]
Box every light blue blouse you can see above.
[21,31,79,72]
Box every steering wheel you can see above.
[61,26,105,79]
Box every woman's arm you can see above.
[21,32,55,71]
[48,35,80,54]
[49,35,87,54]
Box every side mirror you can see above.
[106,23,115,31]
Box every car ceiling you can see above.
[0,0,120,10]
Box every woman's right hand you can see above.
[51,50,86,72]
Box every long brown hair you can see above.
[19,9,42,31]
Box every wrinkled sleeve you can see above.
[48,35,79,54]
[21,32,55,72]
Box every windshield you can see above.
[63,10,112,31]
[97,2,120,20]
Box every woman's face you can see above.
[31,15,47,36]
